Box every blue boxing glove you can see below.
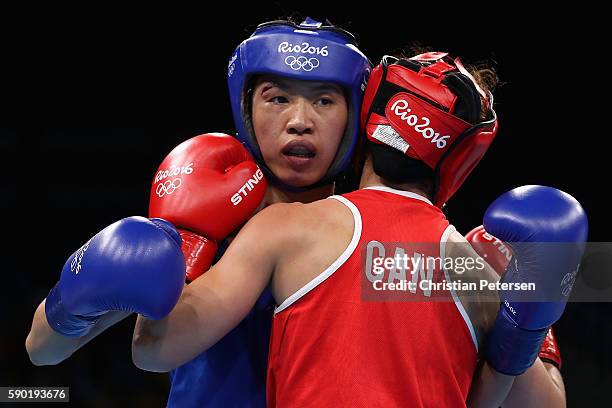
[45,217,186,337]
[483,185,588,375]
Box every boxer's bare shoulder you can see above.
[255,198,355,304]
[250,198,354,249]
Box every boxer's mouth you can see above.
[282,140,317,158]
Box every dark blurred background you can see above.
[2,2,608,407]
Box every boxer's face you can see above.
[251,75,348,187]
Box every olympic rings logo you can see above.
[284,56,320,72]
[71,239,91,274]
[561,266,579,297]
[156,178,182,197]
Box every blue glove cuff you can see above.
[485,308,549,375]
[149,218,182,248]
[45,284,100,337]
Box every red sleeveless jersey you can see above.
[267,187,478,407]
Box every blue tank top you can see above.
[166,239,274,408]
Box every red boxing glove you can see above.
[149,133,266,282]
[465,225,562,370]
[464,224,512,273]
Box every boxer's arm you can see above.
[444,230,500,343]
[27,217,184,365]
[467,360,514,408]
[467,359,565,408]
[445,232,560,406]
[132,203,296,373]
[500,360,565,408]
[26,301,131,366]
[464,225,567,407]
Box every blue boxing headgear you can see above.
[227,17,371,189]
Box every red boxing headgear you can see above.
[361,53,498,207]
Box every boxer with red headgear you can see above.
[360,54,572,406]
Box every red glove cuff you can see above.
[539,326,562,369]
[179,229,218,283]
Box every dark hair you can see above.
[398,44,500,120]
[368,142,434,194]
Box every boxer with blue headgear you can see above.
[25,16,371,408]
[161,17,371,407]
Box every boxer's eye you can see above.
[271,96,289,104]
